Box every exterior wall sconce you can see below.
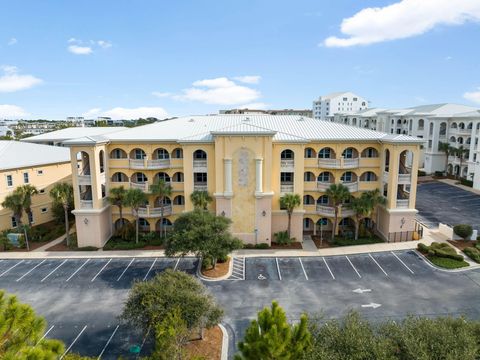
[262,211,267,217]
[221,211,226,216]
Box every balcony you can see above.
[194,182,208,191]
[130,182,149,192]
[79,200,93,209]
[102,197,109,207]
[129,159,171,170]
[317,182,333,191]
[398,173,411,184]
[358,181,379,192]
[343,158,359,169]
[383,171,389,182]
[137,205,172,218]
[303,181,317,191]
[280,159,295,171]
[193,159,208,172]
[77,174,91,185]
[129,159,146,169]
[280,184,294,194]
[342,182,358,192]
[341,207,355,217]
[396,199,410,208]
[316,205,335,217]
[318,158,359,169]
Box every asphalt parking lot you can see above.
[416,181,480,230]
[1,251,480,359]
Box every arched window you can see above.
[193,150,207,159]
[458,137,464,144]
[361,147,378,158]
[318,147,334,159]
[131,148,146,159]
[466,137,471,145]
[281,149,294,159]
[110,148,127,159]
[439,122,447,136]
[340,171,355,182]
[173,195,185,205]
[111,172,128,182]
[342,147,358,159]
[172,148,183,159]
[397,119,402,125]
[317,172,332,182]
[154,172,170,183]
[429,123,434,136]
[99,150,105,173]
[154,148,169,159]
[77,151,90,175]
[459,122,465,130]
[450,136,456,143]
[468,122,473,130]
[303,195,315,205]
[132,172,148,183]
[450,122,457,129]
[304,147,316,158]
[304,172,315,182]
[172,172,184,182]
[384,149,390,172]
[316,195,329,205]
[418,119,424,130]
[360,171,377,182]
[155,196,171,207]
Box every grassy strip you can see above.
[428,256,469,269]
[332,237,383,247]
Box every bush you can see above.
[475,242,480,250]
[274,231,292,245]
[255,243,270,249]
[429,256,469,269]
[103,240,147,250]
[419,242,468,268]
[460,178,474,187]
[202,257,212,269]
[417,170,427,177]
[464,247,480,263]
[453,224,473,240]
[417,243,429,253]
[434,171,445,177]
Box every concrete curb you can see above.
[414,250,480,273]
[218,323,229,360]
[197,256,233,282]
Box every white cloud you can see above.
[7,38,17,46]
[176,77,261,105]
[152,91,172,98]
[0,65,42,92]
[233,75,261,84]
[97,40,112,49]
[101,107,168,120]
[68,45,93,55]
[82,108,102,118]
[324,0,480,47]
[464,88,480,104]
[0,104,28,119]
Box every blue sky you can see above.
[0,0,479,119]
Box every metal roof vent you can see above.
[243,117,250,122]
[188,118,195,122]
[297,117,304,121]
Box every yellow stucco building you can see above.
[0,141,71,231]
[63,115,424,248]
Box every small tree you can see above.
[455,145,469,179]
[121,269,223,339]
[349,189,386,241]
[108,186,127,229]
[235,301,311,360]
[190,190,213,210]
[50,182,74,246]
[151,307,189,360]
[0,290,64,359]
[150,180,172,237]
[279,193,301,239]
[1,192,29,249]
[165,209,243,269]
[438,141,453,175]
[15,184,38,227]
[325,184,351,241]
[453,224,473,241]
[124,188,147,244]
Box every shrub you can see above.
[417,243,429,253]
[475,242,480,250]
[417,170,427,177]
[453,224,473,240]
[255,243,270,249]
[434,171,445,177]
[429,256,469,269]
[274,231,292,245]
[217,254,229,263]
[201,257,212,269]
[464,247,480,263]
[460,178,474,187]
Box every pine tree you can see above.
[235,301,311,360]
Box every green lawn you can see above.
[428,256,469,269]
[331,236,383,247]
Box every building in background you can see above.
[220,109,313,117]
[0,141,71,232]
[22,127,127,146]
[62,114,423,248]
[313,91,368,120]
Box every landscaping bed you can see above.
[311,234,383,249]
[270,241,303,249]
[46,234,98,251]
[185,325,222,360]
[418,242,469,269]
[102,232,165,250]
[448,239,477,251]
[201,257,230,278]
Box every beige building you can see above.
[63,115,424,248]
[0,141,71,231]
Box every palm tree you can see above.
[125,188,147,244]
[455,145,469,179]
[190,190,213,210]
[349,189,386,241]
[49,183,73,246]
[325,184,351,241]
[438,141,453,176]
[15,184,38,227]
[2,192,30,250]
[150,179,172,237]
[108,186,127,229]
[279,193,301,238]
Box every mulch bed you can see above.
[270,242,303,249]
[4,241,51,252]
[46,241,74,251]
[311,236,333,249]
[448,240,478,251]
[201,257,230,278]
[185,325,222,360]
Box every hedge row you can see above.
[417,242,464,261]
[464,247,480,263]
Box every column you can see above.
[224,158,232,195]
[255,158,263,193]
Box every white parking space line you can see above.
[41,260,67,282]
[243,257,246,279]
[16,259,46,282]
[0,260,24,277]
[369,254,388,276]
[97,324,119,359]
[346,256,361,278]
[66,259,90,282]
[143,258,157,281]
[137,327,151,357]
[91,259,112,282]
[173,258,180,271]
[36,325,55,345]
[60,325,87,359]
[299,258,308,280]
[323,258,335,280]
[275,257,282,280]
[391,251,415,274]
[117,258,134,281]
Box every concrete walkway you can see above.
[438,178,480,195]
[32,229,76,252]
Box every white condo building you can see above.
[313,92,368,120]
[330,103,480,190]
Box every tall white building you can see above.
[331,103,480,190]
[313,91,368,120]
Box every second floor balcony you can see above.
[137,204,173,218]
[193,182,208,191]
[280,183,294,194]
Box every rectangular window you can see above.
[194,172,207,183]
[41,208,48,213]
[353,97,358,101]
[343,97,348,101]
[11,217,17,228]
[280,172,293,183]
[6,175,13,187]
[28,212,34,224]
[23,172,29,184]
[37,170,44,175]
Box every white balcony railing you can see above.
[80,200,93,209]
[77,174,91,185]
[316,205,335,216]
[193,183,208,191]
[280,184,294,193]
[137,205,172,218]
[193,160,208,169]
[341,207,356,217]
[148,159,170,169]
[317,182,333,191]
[280,159,295,171]
[318,158,341,168]
[398,173,411,184]
[130,182,149,192]
[342,182,358,192]
[343,158,359,168]
[383,171,389,183]
[396,199,410,208]
[129,159,146,169]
